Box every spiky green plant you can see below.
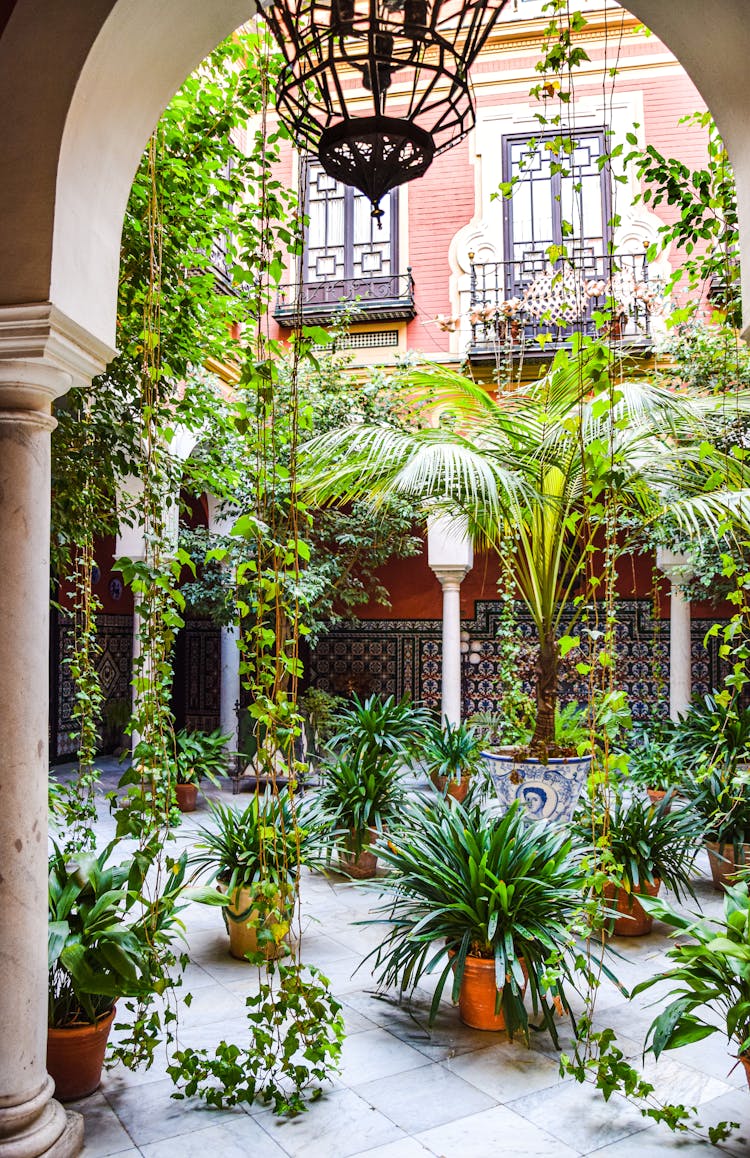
[329,693,432,764]
[190,791,303,892]
[306,749,406,858]
[364,797,587,1044]
[421,718,484,785]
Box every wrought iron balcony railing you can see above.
[274,270,416,326]
[467,252,663,361]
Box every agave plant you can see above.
[365,796,587,1043]
[301,345,750,749]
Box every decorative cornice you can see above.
[0,302,115,408]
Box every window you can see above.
[503,129,611,286]
[304,159,398,292]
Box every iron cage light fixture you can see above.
[262,0,510,219]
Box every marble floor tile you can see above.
[102,1077,247,1148]
[70,1091,135,1158]
[255,1087,404,1158]
[139,1117,288,1158]
[508,1077,649,1152]
[444,1038,564,1101]
[414,1104,580,1158]
[338,1027,430,1087]
[353,1062,497,1134]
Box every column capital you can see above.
[655,547,693,587]
[0,301,114,410]
[432,564,471,590]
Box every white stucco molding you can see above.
[656,547,694,587]
[0,301,114,410]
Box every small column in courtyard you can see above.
[207,496,241,751]
[428,516,473,725]
[656,548,694,722]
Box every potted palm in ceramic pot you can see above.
[365,796,587,1040]
[301,346,731,823]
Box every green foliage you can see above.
[683,763,750,850]
[167,963,345,1114]
[366,797,588,1044]
[625,725,685,793]
[626,111,739,323]
[307,750,407,858]
[171,727,230,786]
[672,692,750,771]
[48,840,220,1030]
[190,791,304,893]
[634,884,750,1060]
[302,343,750,747]
[299,686,345,756]
[582,791,700,897]
[421,718,484,784]
[329,693,432,763]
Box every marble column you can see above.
[220,623,240,746]
[0,304,110,1158]
[428,518,473,726]
[656,548,694,722]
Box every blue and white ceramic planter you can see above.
[482,750,592,824]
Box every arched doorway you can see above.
[2,3,750,1155]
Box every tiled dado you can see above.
[308,599,724,719]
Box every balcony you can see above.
[467,253,663,363]
[274,270,416,327]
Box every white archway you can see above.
[2,3,750,1155]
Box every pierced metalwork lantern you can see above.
[263,0,510,218]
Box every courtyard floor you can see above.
[59,761,750,1158]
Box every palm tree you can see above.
[300,343,750,749]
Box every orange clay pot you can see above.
[603,879,661,936]
[646,788,670,811]
[338,828,379,879]
[739,1053,750,1090]
[706,841,750,892]
[47,1006,116,1101]
[456,955,527,1031]
[175,782,198,812]
[430,771,472,804]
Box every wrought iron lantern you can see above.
[263,0,510,219]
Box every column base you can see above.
[0,1108,82,1158]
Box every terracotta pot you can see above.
[646,787,670,811]
[455,954,527,1031]
[175,782,198,812]
[739,1052,750,1090]
[603,879,661,936]
[430,771,471,804]
[223,885,293,961]
[47,1006,116,1101]
[338,828,379,879]
[706,840,750,891]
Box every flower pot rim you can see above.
[482,748,592,767]
[48,1004,117,1034]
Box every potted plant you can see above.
[307,693,430,877]
[422,717,484,803]
[307,750,407,878]
[625,722,684,807]
[671,692,750,771]
[683,764,750,890]
[581,790,701,937]
[633,884,750,1087]
[48,840,216,1099]
[190,790,304,959]
[365,797,587,1041]
[301,347,725,823]
[171,726,230,812]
